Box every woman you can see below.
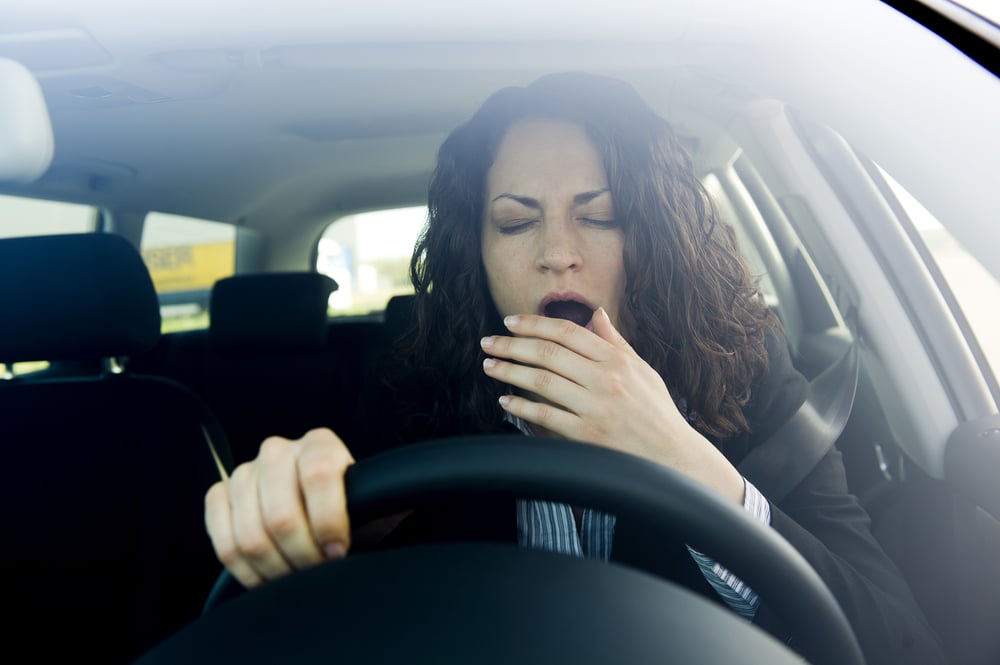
[205,72,944,664]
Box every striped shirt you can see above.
[509,415,770,619]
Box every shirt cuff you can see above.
[743,477,772,526]
[687,477,771,620]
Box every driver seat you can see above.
[0,233,234,663]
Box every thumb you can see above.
[592,307,632,350]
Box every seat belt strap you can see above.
[738,337,860,504]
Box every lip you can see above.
[537,290,597,330]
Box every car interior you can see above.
[1,1,999,663]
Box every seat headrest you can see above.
[384,293,416,344]
[0,233,161,363]
[210,272,338,351]
[0,58,54,184]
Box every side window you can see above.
[140,212,235,332]
[701,173,778,306]
[879,169,1000,381]
[0,193,97,238]
[0,194,98,377]
[317,206,426,315]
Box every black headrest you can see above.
[384,293,416,344]
[210,272,338,352]
[0,233,161,363]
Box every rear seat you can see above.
[0,233,235,663]
[136,272,384,464]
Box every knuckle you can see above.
[298,455,344,489]
[259,435,290,459]
[534,403,552,426]
[304,430,354,464]
[303,427,336,444]
[263,506,301,539]
[230,461,255,485]
[204,480,226,507]
[539,340,561,361]
[580,423,604,444]
[214,543,243,568]
[235,530,273,561]
[559,320,578,338]
[532,370,553,391]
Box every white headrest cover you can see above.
[0,58,54,184]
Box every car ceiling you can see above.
[2,0,999,282]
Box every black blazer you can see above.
[356,329,947,665]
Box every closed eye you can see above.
[496,219,539,235]
[580,217,619,229]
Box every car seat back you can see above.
[138,272,380,463]
[0,233,233,663]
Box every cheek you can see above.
[592,234,626,282]
[481,237,517,315]
[599,238,628,321]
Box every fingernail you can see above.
[499,395,511,408]
[504,315,519,328]
[480,336,494,349]
[483,358,497,370]
[324,543,346,559]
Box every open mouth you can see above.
[542,299,595,328]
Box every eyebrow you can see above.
[491,188,610,209]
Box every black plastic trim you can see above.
[881,0,1000,77]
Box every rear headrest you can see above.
[384,293,416,344]
[0,233,161,363]
[210,272,338,352]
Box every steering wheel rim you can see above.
[196,435,863,665]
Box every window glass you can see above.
[141,212,236,332]
[881,170,1000,380]
[317,206,426,315]
[701,174,778,305]
[0,193,97,238]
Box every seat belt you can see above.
[738,335,860,504]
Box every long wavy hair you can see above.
[390,72,776,442]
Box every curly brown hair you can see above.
[392,72,776,442]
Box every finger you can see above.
[591,307,634,351]
[501,314,610,360]
[498,393,583,441]
[481,334,602,388]
[229,460,295,583]
[296,428,355,559]
[482,356,588,409]
[205,480,265,588]
[257,436,326,569]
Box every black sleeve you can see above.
[758,449,947,664]
[744,330,947,664]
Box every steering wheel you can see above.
[137,435,864,665]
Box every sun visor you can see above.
[0,58,54,183]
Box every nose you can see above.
[536,219,582,273]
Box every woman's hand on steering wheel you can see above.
[204,428,354,588]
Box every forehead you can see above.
[486,119,609,196]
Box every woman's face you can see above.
[481,119,627,333]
